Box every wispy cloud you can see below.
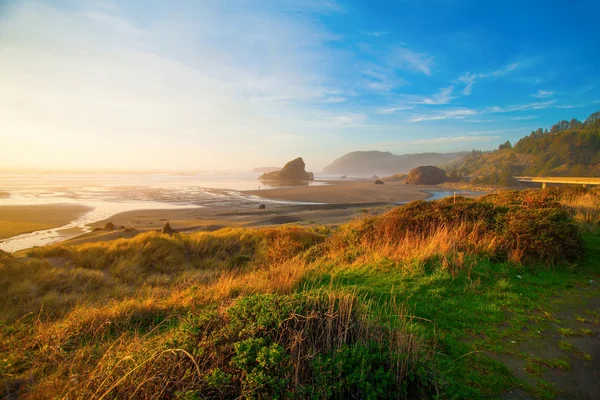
[487,100,556,113]
[366,31,389,37]
[482,62,523,78]
[322,96,347,103]
[458,73,477,95]
[408,108,476,122]
[411,135,500,144]
[376,106,413,114]
[510,115,538,120]
[389,47,434,76]
[362,67,408,91]
[327,113,367,125]
[414,86,455,105]
[531,90,553,98]
[456,62,526,95]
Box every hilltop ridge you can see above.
[322,151,467,176]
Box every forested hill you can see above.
[451,111,600,180]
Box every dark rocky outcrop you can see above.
[104,222,115,231]
[374,179,384,185]
[406,166,447,185]
[258,204,266,209]
[260,157,314,180]
[161,223,176,234]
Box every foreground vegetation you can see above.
[1,187,599,399]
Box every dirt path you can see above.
[500,280,600,399]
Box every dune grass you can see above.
[1,187,598,399]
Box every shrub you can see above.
[77,292,436,399]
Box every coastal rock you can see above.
[340,175,347,179]
[258,204,266,209]
[406,166,447,185]
[161,223,176,234]
[104,222,115,231]
[372,175,379,179]
[124,227,136,232]
[374,179,384,185]
[260,157,314,181]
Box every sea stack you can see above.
[406,166,447,185]
[259,157,314,180]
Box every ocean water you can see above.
[0,172,327,252]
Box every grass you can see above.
[1,187,599,399]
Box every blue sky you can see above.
[1,0,599,172]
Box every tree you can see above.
[498,140,512,150]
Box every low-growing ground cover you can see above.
[1,187,598,399]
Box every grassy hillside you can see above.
[450,111,600,181]
[1,187,599,399]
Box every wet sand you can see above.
[0,204,93,240]
[244,180,442,203]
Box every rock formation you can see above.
[259,157,314,180]
[161,223,176,234]
[374,179,384,185]
[258,204,266,209]
[405,166,447,185]
[104,222,115,231]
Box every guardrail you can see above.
[514,176,600,188]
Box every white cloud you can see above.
[376,106,413,114]
[456,62,526,96]
[389,47,434,76]
[458,73,477,95]
[411,135,500,144]
[531,90,554,98]
[414,86,455,105]
[510,115,538,120]
[408,108,476,123]
[487,100,556,113]
[362,67,408,91]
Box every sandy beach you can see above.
[1,180,483,251]
[245,180,443,203]
[0,204,93,240]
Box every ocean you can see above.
[0,172,329,252]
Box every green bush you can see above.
[168,292,436,399]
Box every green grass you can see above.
[297,231,600,398]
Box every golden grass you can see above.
[559,191,600,230]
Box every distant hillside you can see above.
[252,167,280,173]
[322,151,467,176]
[452,111,600,181]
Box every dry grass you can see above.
[558,191,600,230]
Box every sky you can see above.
[1,0,599,173]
